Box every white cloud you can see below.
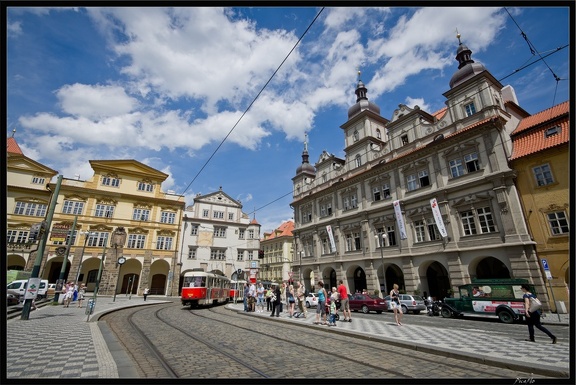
[7,21,22,36]
[56,83,138,119]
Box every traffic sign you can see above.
[541,258,552,280]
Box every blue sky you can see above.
[6,5,571,233]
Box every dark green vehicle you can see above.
[441,279,536,324]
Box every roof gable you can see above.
[195,189,242,208]
[7,153,58,175]
[89,160,168,181]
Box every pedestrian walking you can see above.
[143,287,150,301]
[313,281,328,325]
[64,282,75,308]
[390,283,403,326]
[256,282,265,312]
[77,284,86,307]
[337,279,351,322]
[521,284,557,344]
[243,283,250,312]
[270,284,281,317]
[296,281,307,318]
[288,284,296,318]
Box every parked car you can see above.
[348,293,388,314]
[7,293,20,306]
[7,279,49,300]
[305,293,319,308]
[384,294,426,314]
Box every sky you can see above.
[5,5,572,233]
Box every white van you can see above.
[6,279,50,301]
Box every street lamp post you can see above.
[75,231,96,285]
[375,232,387,298]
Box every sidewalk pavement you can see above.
[5,297,570,380]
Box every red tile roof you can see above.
[510,112,570,160]
[512,100,569,135]
[263,220,294,240]
[432,106,448,120]
[250,218,260,226]
[7,137,23,154]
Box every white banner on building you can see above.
[430,198,448,237]
[393,200,407,240]
[326,225,336,253]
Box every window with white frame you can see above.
[7,230,30,244]
[132,208,150,221]
[248,229,255,239]
[228,213,234,220]
[464,102,476,116]
[214,227,227,237]
[137,181,154,192]
[202,209,209,218]
[127,234,146,248]
[52,230,78,246]
[302,207,312,223]
[355,154,362,168]
[31,176,45,185]
[449,152,480,178]
[102,176,120,187]
[427,221,442,241]
[342,190,358,211]
[248,251,254,260]
[345,232,361,252]
[95,204,115,218]
[237,250,244,261]
[188,246,197,259]
[460,206,496,236]
[406,170,430,191]
[156,236,173,250]
[372,183,391,202]
[238,229,245,239]
[213,211,224,219]
[545,126,560,138]
[62,200,85,215]
[375,226,397,247]
[414,220,426,242]
[319,201,332,217]
[14,201,48,217]
[160,211,176,224]
[547,211,569,235]
[190,224,199,236]
[210,248,226,260]
[321,237,331,254]
[88,232,109,247]
[533,164,554,186]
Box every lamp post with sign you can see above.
[540,258,561,321]
[75,231,97,284]
[21,175,63,320]
[111,227,128,302]
[375,232,387,298]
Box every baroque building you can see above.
[7,143,186,297]
[510,100,570,312]
[291,36,552,308]
[260,220,295,284]
[179,187,261,284]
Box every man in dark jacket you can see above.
[270,284,281,317]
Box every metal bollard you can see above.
[85,298,95,316]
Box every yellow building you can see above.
[510,101,570,312]
[7,137,185,296]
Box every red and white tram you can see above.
[229,280,247,303]
[181,271,231,307]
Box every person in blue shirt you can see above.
[313,281,328,325]
[521,284,556,344]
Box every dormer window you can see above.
[102,175,120,187]
[545,126,560,137]
[138,181,154,192]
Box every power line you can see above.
[179,7,326,197]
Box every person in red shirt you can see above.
[337,280,352,322]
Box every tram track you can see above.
[102,302,541,379]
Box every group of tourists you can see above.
[61,281,86,308]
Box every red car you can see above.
[348,293,388,314]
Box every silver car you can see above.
[384,294,426,314]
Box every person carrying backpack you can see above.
[520,284,556,344]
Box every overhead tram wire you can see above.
[503,7,568,109]
[179,7,326,197]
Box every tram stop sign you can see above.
[541,258,552,280]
